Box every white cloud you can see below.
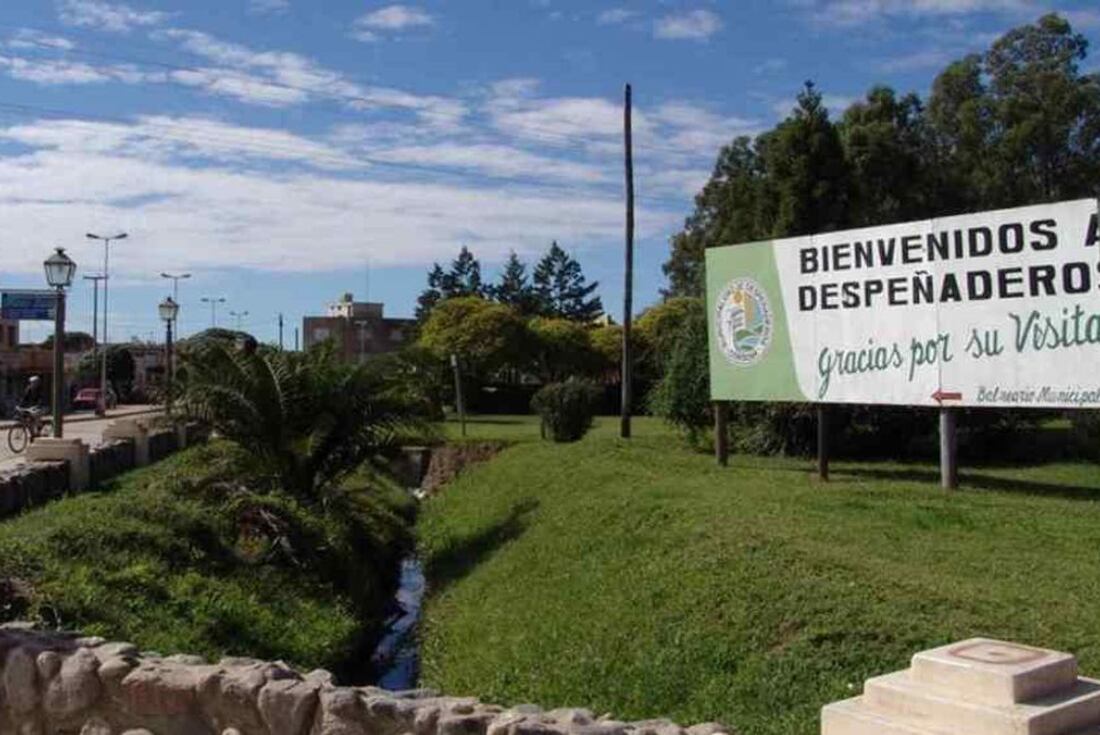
[654,9,723,40]
[1061,9,1100,30]
[803,0,1034,26]
[4,29,76,52]
[0,55,153,85]
[875,48,955,73]
[597,8,638,25]
[0,116,677,280]
[57,0,167,33]
[351,5,434,41]
[248,0,290,15]
[754,58,788,75]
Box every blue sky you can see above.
[0,0,1097,343]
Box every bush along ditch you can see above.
[0,341,434,680]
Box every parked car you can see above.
[72,387,118,411]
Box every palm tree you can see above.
[176,342,424,502]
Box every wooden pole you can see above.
[451,353,467,438]
[817,404,829,482]
[714,401,729,466]
[940,408,958,489]
[620,82,635,440]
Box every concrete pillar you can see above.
[823,637,1100,734]
[26,437,90,492]
[102,418,149,466]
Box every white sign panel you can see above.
[705,199,1100,408]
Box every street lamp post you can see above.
[229,310,249,331]
[86,232,127,415]
[201,297,226,328]
[82,274,106,385]
[44,248,77,438]
[158,297,179,416]
[161,272,191,330]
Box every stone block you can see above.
[102,420,149,467]
[26,438,89,493]
[911,638,1078,706]
[823,638,1100,735]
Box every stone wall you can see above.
[89,441,137,489]
[0,462,68,517]
[0,625,731,735]
[0,422,205,521]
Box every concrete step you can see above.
[822,697,950,735]
[911,639,1079,706]
[863,671,1100,735]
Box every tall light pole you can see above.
[201,297,225,328]
[44,248,77,438]
[86,232,127,415]
[158,297,179,416]
[161,272,191,332]
[82,274,105,384]
[229,310,249,331]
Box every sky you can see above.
[0,0,1098,344]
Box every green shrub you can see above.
[647,306,710,446]
[531,380,600,442]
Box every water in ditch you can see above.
[369,556,425,690]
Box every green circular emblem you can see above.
[716,278,773,366]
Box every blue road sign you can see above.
[1,290,57,321]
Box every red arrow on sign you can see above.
[931,389,963,403]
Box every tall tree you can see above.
[445,246,485,298]
[663,137,769,297]
[490,251,538,315]
[983,13,1100,203]
[416,263,446,322]
[764,81,850,237]
[532,242,603,321]
[840,86,934,227]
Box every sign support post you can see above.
[940,408,958,489]
[817,405,829,482]
[714,401,729,466]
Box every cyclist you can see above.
[18,375,45,437]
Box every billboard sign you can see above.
[1,290,57,321]
[706,198,1100,408]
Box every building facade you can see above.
[302,294,414,362]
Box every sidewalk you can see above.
[0,404,161,431]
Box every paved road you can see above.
[0,406,160,470]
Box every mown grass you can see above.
[418,418,1100,735]
[0,442,414,673]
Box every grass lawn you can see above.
[418,416,1100,735]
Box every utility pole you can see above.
[278,313,284,350]
[200,297,225,328]
[83,274,105,386]
[450,353,467,438]
[85,232,127,415]
[620,82,635,440]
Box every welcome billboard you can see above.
[705,198,1100,408]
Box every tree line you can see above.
[417,242,603,322]
[663,13,1100,298]
[654,13,1100,454]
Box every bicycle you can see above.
[6,408,46,454]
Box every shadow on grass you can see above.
[424,497,539,591]
[445,417,531,426]
[831,466,1100,501]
